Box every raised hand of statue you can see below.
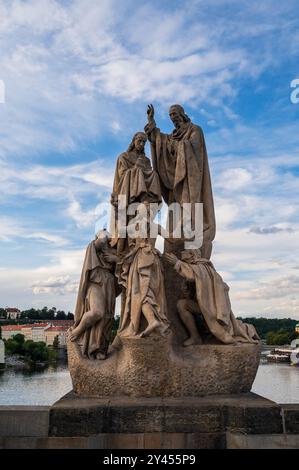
[164,252,178,266]
[147,104,155,123]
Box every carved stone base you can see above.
[48,392,283,449]
[68,335,261,397]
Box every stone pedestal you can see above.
[2,396,299,448]
[48,392,284,449]
[68,335,261,397]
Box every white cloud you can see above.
[216,168,252,191]
[31,275,78,295]
[235,275,299,300]
[0,247,83,310]
[2,0,291,160]
[0,216,68,245]
[0,0,298,319]
[66,200,97,229]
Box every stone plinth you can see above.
[68,335,261,397]
[3,395,299,448]
[47,392,283,449]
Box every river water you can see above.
[0,362,298,405]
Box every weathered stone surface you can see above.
[0,436,90,449]
[0,406,49,437]
[2,394,298,449]
[50,394,110,437]
[49,392,281,438]
[281,405,299,434]
[224,393,283,434]
[186,432,226,449]
[68,334,261,397]
[226,432,299,449]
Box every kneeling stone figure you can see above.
[164,249,259,346]
[70,229,120,360]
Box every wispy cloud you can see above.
[0,0,298,317]
[31,275,78,295]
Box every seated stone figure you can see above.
[116,203,170,338]
[164,249,260,346]
[69,229,120,359]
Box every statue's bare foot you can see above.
[69,327,80,342]
[140,320,160,338]
[96,352,106,360]
[183,336,202,346]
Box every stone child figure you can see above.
[111,131,161,256]
[164,250,259,346]
[145,104,216,258]
[70,229,120,360]
[116,203,170,338]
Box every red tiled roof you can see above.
[32,323,50,328]
[46,326,69,332]
[1,325,23,331]
[5,308,21,312]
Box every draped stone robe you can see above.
[145,121,216,258]
[174,258,260,344]
[74,241,119,359]
[111,151,161,255]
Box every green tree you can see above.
[48,348,58,362]
[14,333,25,344]
[53,335,59,349]
[238,317,298,339]
[3,334,26,355]
[56,310,67,320]
[110,316,120,343]
[0,308,7,319]
[21,308,41,320]
[24,340,49,362]
[266,328,298,345]
[5,339,19,355]
[41,307,49,320]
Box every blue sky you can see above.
[0,0,298,318]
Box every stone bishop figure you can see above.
[145,104,216,259]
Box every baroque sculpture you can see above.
[70,229,120,360]
[116,204,170,338]
[145,104,215,258]
[68,104,261,398]
[111,131,161,256]
[164,250,259,346]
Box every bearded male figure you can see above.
[145,104,215,258]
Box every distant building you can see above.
[5,308,21,320]
[31,324,51,343]
[296,323,299,334]
[20,325,33,341]
[1,325,23,340]
[0,339,4,364]
[1,320,72,345]
[45,326,69,347]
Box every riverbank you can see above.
[4,355,48,370]
[2,349,68,371]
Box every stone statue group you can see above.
[69,104,259,360]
